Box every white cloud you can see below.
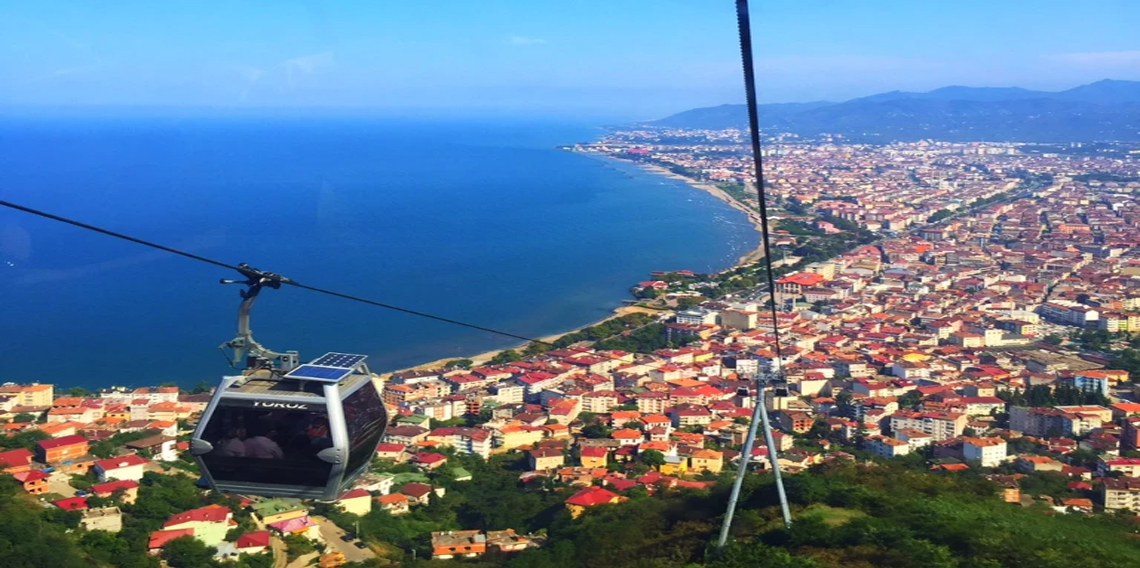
[228,65,266,101]
[1046,51,1140,67]
[281,51,334,88]
[508,36,546,46]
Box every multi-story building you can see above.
[889,411,966,441]
[962,437,1007,467]
[867,435,911,459]
[1123,417,1140,451]
[1103,478,1140,512]
[1099,458,1140,478]
[0,384,54,407]
[425,427,492,459]
[36,435,89,464]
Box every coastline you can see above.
[401,305,663,373]
[384,154,763,378]
[623,161,767,267]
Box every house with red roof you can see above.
[580,446,608,468]
[336,488,373,516]
[0,448,34,473]
[529,447,565,471]
[611,428,644,446]
[564,486,625,518]
[54,496,89,510]
[12,469,50,494]
[36,434,89,464]
[235,531,271,554]
[412,452,449,470]
[376,493,410,515]
[374,442,407,462]
[777,272,826,296]
[148,528,196,553]
[90,479,140,504]
[94,454,150,482]
[162,504,234,546]
[401,482,444,506]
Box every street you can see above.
[311,515,376,563]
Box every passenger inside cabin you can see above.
[244,423,284,459]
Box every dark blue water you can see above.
[0,115,758,389]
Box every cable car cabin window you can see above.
[199,402,333,488]
[341,382,388,477]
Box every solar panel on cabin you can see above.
[310,352,367,368]
[284,365,353,382]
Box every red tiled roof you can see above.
[607,478,638,491]
[37,434,88,450]
[0,448,33,469]
[91,479,140,494]
[163,504,231,528]
[12,470,50,483]
[376,493,408,506]
[565,485,620,507]
[53,496,89,510]
[413,452,447,464]
[339,489,370,500]
[95,454,149,471]
[149,528,195,549]
[400,482,433,498]
[236,530,271,549]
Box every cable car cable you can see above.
[0,197,627,354]
[736,0,783,362]
[0,198,237,271]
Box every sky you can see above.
[2,0,1139,120]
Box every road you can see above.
[311,515,376,563]
[271,536,288,568]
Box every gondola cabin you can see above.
[190,352,388,501]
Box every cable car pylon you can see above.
[716,361,792,549]
[715,0,793,547]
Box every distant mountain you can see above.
[650,79,1140,142]
[650,101,830,130]
[849,86,1048,104]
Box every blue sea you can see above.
[0,113,758,389]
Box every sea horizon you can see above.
[0,114,758,390]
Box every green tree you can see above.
[162,536,219,568]
[709,542,820,568]
[927,209,953,223]
[490,350,522,365]
[443,359,474,370]
[67,386,91,397]
[580,423,612,439]
[639,449,666,468]
[189,381,214,394]
[283,534,316,561]
[0,429,49,450]
[10,412,37,424]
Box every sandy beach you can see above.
[401,305,663,373]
